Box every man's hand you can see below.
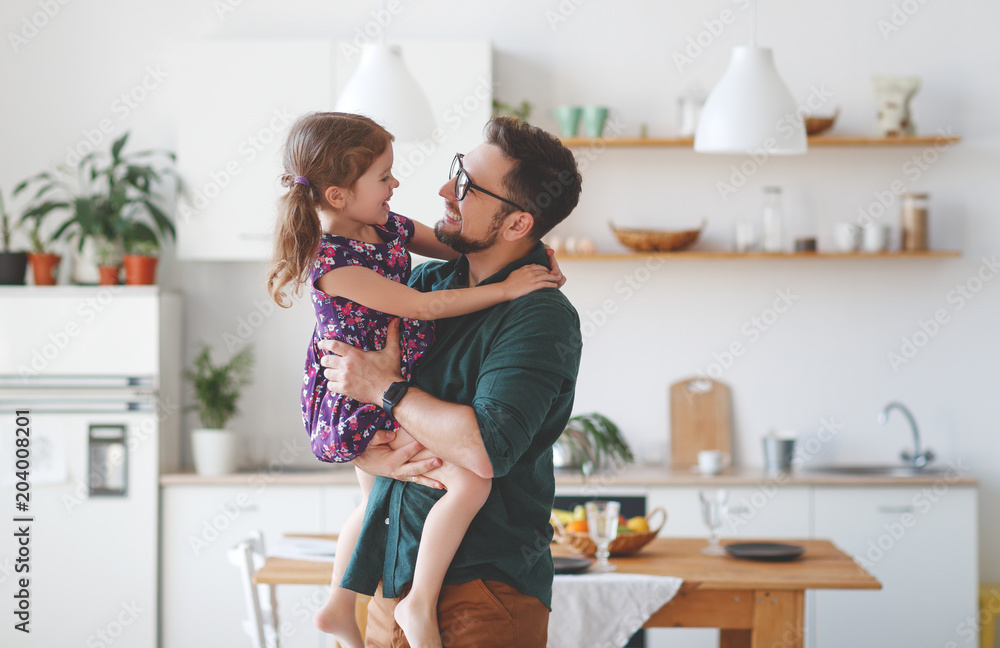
[352,429,444,488]
[545,247,567,289]
[320,318,405,405]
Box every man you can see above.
[320,116,583,648]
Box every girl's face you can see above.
[342,146,399,225]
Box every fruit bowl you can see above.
[551,507,667,557]
[804,108,840,136]
[610,222,704,252]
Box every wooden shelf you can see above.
[556,250,961,260]
[559,134,961,148]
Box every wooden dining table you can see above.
[254,536,880,648]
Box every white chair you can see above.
[229,531,281,648]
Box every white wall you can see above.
[3,0,998,581]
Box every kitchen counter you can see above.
[159,463,976,487]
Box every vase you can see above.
[0,251,28,285]
[191,428,238,476]
[98,265,121,286]
[122,254,159,285]
[71,236,101,284]
[28,252,61,285]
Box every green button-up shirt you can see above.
[341,241,582,609]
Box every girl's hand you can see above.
[545,247,568,289]
[501,264,561,300]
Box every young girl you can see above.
[267,112,559,648]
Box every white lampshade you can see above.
[694,46,806,155]
[334,42,436,141]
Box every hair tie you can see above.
[294,176,309,188]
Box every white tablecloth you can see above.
[548,573,684,648]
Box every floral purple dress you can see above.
[301,213,434,463]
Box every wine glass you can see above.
[699,490,729,555]
[585,500,621,572]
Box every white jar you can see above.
[761,186,784,252]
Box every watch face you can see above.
[384,382,407,404]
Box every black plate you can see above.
[553,556,593,574]
[724,542,805,562]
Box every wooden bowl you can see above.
[551,507,667,557]
[609,222,704,252]
[804,108,840,136]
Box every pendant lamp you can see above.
[334,41,436,141]
[693,0,806,155]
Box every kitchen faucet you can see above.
[878,402,934,468]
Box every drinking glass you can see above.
[585,500,620,572]
[699,490,729,555]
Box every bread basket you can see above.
[609,221,704,252]
[550,507,667,557]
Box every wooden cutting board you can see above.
[670,377,732,468]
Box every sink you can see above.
[806,464,949,477]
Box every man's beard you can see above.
[434,210,505,254]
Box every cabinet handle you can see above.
[728,506,751,515]
[242,505,260,513]
[877,505,915,514]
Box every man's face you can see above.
[435,143,514,254]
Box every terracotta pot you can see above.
[122,254,158,285]
[0,251,28,285]
[28,252,61,285]
[98,265,121,286]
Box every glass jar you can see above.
[761,186,784,252]
[901,193,929,251]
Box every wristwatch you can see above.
[381,381,409,422]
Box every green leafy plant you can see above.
[555,413,634,475]
[14,131,177,257]
[492,99,533,122]
[184,344,255,430]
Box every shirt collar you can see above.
[452,241,549,288]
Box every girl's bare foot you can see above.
[314,600,363,648]
[394,593,442,648]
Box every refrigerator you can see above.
[0,286,181,647]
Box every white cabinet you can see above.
[812,485,978,647]
[161,484,326,648]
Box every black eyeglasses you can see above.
[449,153,526,213]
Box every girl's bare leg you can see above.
[313,466,372,648]
[391,455,491,648]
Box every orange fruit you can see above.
[565,519,589,533]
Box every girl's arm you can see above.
[408,220,460,260]
[317,264,558,321]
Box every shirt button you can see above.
[385,517,390,525]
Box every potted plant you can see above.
[0,189,28,285]
[15,132,176,284]
[94,236,123,285]
[492,99,533,122]
[553,413,634,476]
[22,213,61,286]
[184,343,254,476]
[121,237,160,286]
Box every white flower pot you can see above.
[191,428,238,476]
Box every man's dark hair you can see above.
[485,116,582,240]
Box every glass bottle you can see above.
[761,186,784,252]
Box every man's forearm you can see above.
[392,387,494,479]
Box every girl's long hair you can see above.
[267,112,393,307]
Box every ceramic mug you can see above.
[862,223,890,252]
[834,223,862,252]
[553,105,582,137]
[697,450,731,475]
[581,106,610,138]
